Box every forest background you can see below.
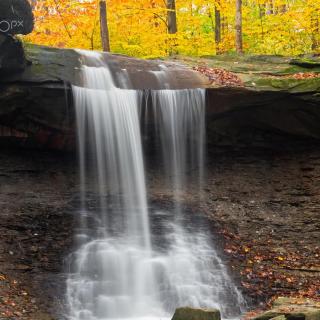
[26,0,320,58]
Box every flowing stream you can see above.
[66,51,245,320]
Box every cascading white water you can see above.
[149,90,245,317]
[67,51,161,320]
[150,89,205,197]
[67,50,245,320]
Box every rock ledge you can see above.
[253,297,320,320]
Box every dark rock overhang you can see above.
[0,44,319,151]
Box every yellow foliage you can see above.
[25,0,320,57]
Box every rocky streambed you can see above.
[0,150,76,319]
[149,141,320,304]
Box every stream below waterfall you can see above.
[66,50,246,320]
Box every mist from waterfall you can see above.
[66,50,245,320]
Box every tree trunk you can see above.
[266,0,274,15]
[221,16,227,37]
[167,0,177,34]
[215,5,221,54]
[311,8,320,52]
[99,0,110,52]
[235,0,243,54]
[260,3,266,17]
[279,5,287,14]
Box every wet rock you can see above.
[172,307,221,320]
[0,0,34,35]
[253,297,320,320]
[0,149,76,319]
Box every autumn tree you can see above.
[310,5,320,52]
[235,0,243,53]
[25,0,320,57]
[167,0,177,34]
[214,0,221,53]
[99,0,110,52]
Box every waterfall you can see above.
[149,90,245,317]
[150,89,206,200]
[66,50,245,320]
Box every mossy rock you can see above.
[172,307,221,320]
[254,310,320,320]
[290,58,320,69]
[253,311,283,320]
[273,297,320,308]
[244,77,320,93]
[171,54,320,91]
[253,297,320,320]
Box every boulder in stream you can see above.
[172,307,221,320]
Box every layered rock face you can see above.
[0,45,210,150]
[0,44,320,150]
